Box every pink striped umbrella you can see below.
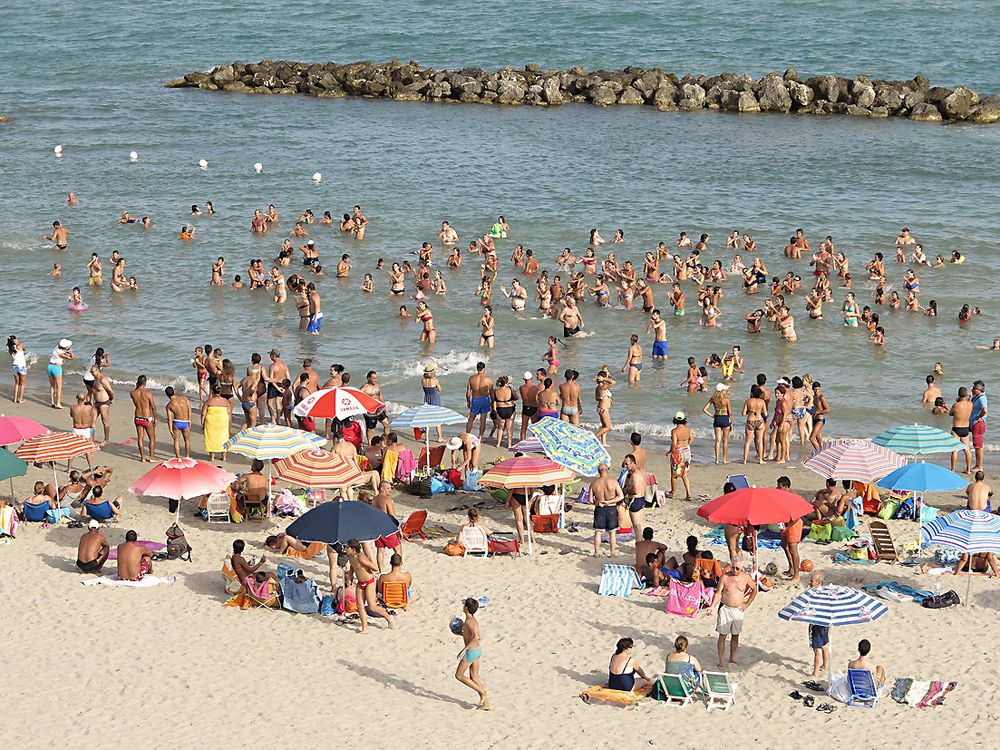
[804,438,906,483]
[291,387,383,420]
[480,457,574,555]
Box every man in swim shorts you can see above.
[45,220,69,250]
[116,530,153,581]
[590,464,624,557]
[558,369,581,425]
[558,297,584,338]
[622,454,648,537]
[69,392,96,451]
[455,597,490,709]
[647,309,669,362]
[130,375,157,462]
[465,362,494,438]
[76,520,109,574]
[361,370,390,440]
[711,558,755,668]
[518,372,539,441]
[165,385,192,458]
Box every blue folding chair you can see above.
[83,500,115,522]
[726,474,751,490]
[21,500,51,522]
[847,668,880,708]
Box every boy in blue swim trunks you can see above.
[647,309,669,362]
[455,597,491,710]
[164,386,192,458]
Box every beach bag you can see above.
[921,505,939,523]
[576,487,591,505]
[830,526,858,543]
[489,538,520,555]
[165,523,193,561]
[894,498,915,521]
[934,548,961,565]
[532,514,560,534]
[463,470,483,492]
[922,590,960,609]
[877,500,899,520]
[808,523,832,542]
[45,507,73,524]
[430,476,455,495]
[444,542,466,557]
[445,468,462,488]
[319,595,335,616]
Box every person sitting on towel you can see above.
[848,639,886,686]
[955,551,999,577]
[117,530,154,581]
[76,520,110,574]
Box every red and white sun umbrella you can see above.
[15,431,99,502]
[292,387,383,420]
[272,449,364,489]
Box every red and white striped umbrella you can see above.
[272,449,365,488]
[480,456,574,488]
[292,387,383,420]
[804,438,906,483]
[14,431,97,463]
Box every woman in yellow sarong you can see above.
[201,388,232,460]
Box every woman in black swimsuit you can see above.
[491,376,519,449]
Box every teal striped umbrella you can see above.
[528,417,611,477]
[391,404,466,467]
[871,424,964,455]
[0,447,28,501]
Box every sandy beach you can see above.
[2,381,997,750]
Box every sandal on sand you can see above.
[803,696,815,708]
[803,680,824,692]
[817,703,837,713]
[789,691,804,700]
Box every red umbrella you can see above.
[697,487,813,526]
[292,387,383,421]
[129,457,237,521]
[0,416,49,446]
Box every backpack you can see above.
[165,523,193,561]
[921,590,960,609]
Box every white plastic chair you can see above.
[205,492,231,523]
[460,526,489,557]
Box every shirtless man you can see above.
[950,387,973,473]
[966,471,993,511]
[76,520,110,574]
[45,220,69,249]
[894,227,916,246]
[91,365,114,446]
[629,432,648,471]
[455,597,490,709]
[130,375,157,462]
[647,309,669,363]
[70,392,97,459]
[668,283,685,317]
[164,386,192,458]
[306,283,323,334]
[809,381,829,450]
[622,334,643,384]
[265,349,290,423]
[378,552,412,600]
[847,639,886,686]
[590,464,624,557]
[237,370,260,428]
[438,221,459,244]
[230,538,267,581]
[345,538,394,633]
[711,558,756,667]
[669,412,694,500]
[635,526,667,568]
[558,369,581,425]
[558,297,584,338]
[622,454,647,537]
[518,372,539,440]
[237,460,270,513]
[922,374,942,405]
[351,205,368,240]
[465,362,494,438]
[372,481,401,572]
[117,530,154,581]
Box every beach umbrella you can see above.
[0,416,49,446]
[528,416,611,477]
[921,509,1000,605]
[272,449,364,489]
[390,404,466,468]
[0,447,28,501]
[129,457,237,522]
[510,437,545,454]
[480,456,574,554]
[871,424,964,455]
[292,387,383,421]
[778,585,889,683]
[804,438,906,483]
[286,500,398,544]
[698,488,814,575]
[14,431,98,501]
[224,425,327,517]
[877,461,968,551]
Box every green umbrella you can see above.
[0,447,29,501]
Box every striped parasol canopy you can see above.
[0,416,49,446]
[871,424,964,455]
[292,387,383,420]
[778,585,889,627]
[14,431,96,463]
[528,417,611,477]
[224,424,327,460]
[921,509,1000,553]
[272,449,364,489]
[877,462,967,493]
[390,404,466,429]
[804,438,906,483]
[479,456,574,489]
[510,437,545,454]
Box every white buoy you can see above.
[129,150,139,162]
[199,159,208,169]
[312,171,322,183]
[54,144,63,156]
[253,162,263,173]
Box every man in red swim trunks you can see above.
[776,476,803,582]
[116,530,153,581]
[372,481,401,572]
[345,539,394,633]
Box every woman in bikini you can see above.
[741,384,767,464]
[581,248,598,274]
[478,306,495,350]
[416,301,436,345]
[543,336,560,375]
[388,263,405,296]
[703,383,732,464]
[87,254,103,286]
[594,371,615,447]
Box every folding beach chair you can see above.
[598,564,642,598]
[21,499,50,522]
[83,499,116,522]
[726,474,751,490]
[205,492,231,523]
[655,673,696,706]
[381,581,409,610]
[702,672,737,711]
[847,668,880,708]
[221,557,243,596]
[868,520,898,562]
[417,445,446,471]
[241,577,281,610]
[459,526,489,558]
[400,509,429,541]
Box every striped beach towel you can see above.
[599,564,641,598]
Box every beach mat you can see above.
[82,574,176,588]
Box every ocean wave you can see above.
[386,349,484,381]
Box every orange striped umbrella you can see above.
[272,449,364,489]
[15,431,97,463]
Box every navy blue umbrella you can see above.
[286,501,399,544]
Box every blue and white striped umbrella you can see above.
[223,424,327,460]
[871,424,964,455]
[778,585,889,627]
[921,509,1000,553]
[390,404,466,429]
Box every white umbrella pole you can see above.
[525,484,534,555]
[425,425,431,472]
[966,559,972,606]
[52,462,60,508]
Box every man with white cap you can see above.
[76,519,110,574]
[448,433,481,475]
[669,411,694,500]
[47,338,74,409]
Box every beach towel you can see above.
[395,448,417,483]
[0,505,18,538]
[82,574,176,588]
[579,683,651,706]
[917,680,958,708]
[599,564,641,598]
[640,586,670,597]
[705,525,784,551]
[421,524,454,540]
[107,540,166,561]
[862,581,933,604]
[666,578,706,618]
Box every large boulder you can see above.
[653,81,679,109]
[845,104,871,117]
[925,86,952,104]
[497,79,526,103]
[722,89,760,112]
[211,64,236,86]
[854,86,876,108]
[970,95,1000,124]
[756,75,792,112]
[680,83,706,105]
[542,77,564,104]
[590,84,618,107]
[184,71,211,86]
[909,102,943,122]
[632,69,662,97]
[787,81,813,107]
[940,86,978,119]
[812,75,840,103]
[618,86,645,105]
[903,88,924,109]
[874,84,904,112]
